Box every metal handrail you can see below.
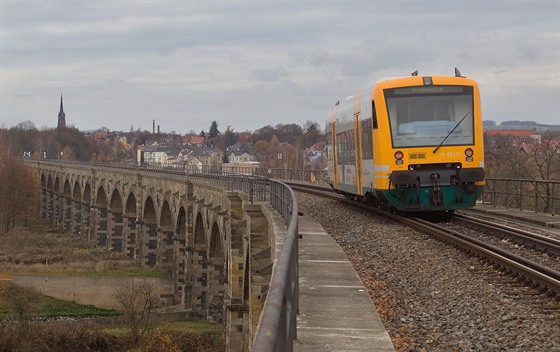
[253,181,299,351]
[481,178,560,216]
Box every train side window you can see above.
[337,130,356,165]
[336,132,344,165]
[348,130,355,165]
[361,118,373,159]
[372,101,378,129]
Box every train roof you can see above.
[374,75,477,89]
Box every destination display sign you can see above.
[393,86,465,95]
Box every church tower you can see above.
[57,94,66,129]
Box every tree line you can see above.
[0,122,128,162]
[0,147,40,234]
[483,131,560,181]
[0,120,325,166]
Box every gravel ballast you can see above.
[296,193,560,351]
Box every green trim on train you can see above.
[381,185,485,211]
[335,183,358,194]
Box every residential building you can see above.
[142,145,180,165]
[226,150,257,163]
[484,128,541,148]
[184,147,224,171]
[304,141,327,167]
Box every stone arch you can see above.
[46,174,53,190]
[53,176,61,227]
[160,200,174,274]
[72,181,82,201]
[109,189,124,252]
[54,175,60,193]
[63,179,71,195]
[177,207,187,237]
[175,206,187,302]
[72,181,82,236]
[83,183,92,240]
[126,192,137,216]
[44,174,54,222]
[190,212,208,318]
[95,186,108,247]
[40,173,47,220]
[62,179,72,232]
[53,174,60,207]
[142,196,158,267]
[208,221,225,323]
[124,192,138,258]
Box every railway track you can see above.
[452,213,560,256]
[288,181,560,297]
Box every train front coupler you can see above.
[429,173,444,206]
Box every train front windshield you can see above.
[385,85,474,148]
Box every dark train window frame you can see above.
[383,85,475,149]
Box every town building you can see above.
[484,128,541,148]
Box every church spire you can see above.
[57,93,66,129]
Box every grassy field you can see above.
[0,223,141,274]
[0,223,224,351]
[0,283,225,351]
[0,223,133,319]
[0,283,119,319]
[104,320,223,336]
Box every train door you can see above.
[353,93,363,196]
[326,107,339,189]
[329,120,338,189]
[360,91,377,193]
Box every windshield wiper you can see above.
[432,111,470,154]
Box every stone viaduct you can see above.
[26,160,287,351]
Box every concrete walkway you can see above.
[294,215,395,352]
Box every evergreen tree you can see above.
[222,126,238,148]
[208,121,220,138]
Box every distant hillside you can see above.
[483,120,560,132]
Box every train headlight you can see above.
[465,148,474,162]
[394,151,404,165]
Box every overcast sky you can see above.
[1,1,559,134]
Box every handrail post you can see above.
[534,180,538,213]
[492,179,497,207]
[552,182,556,216]
[519,180,523,211]
[249,178,254,204]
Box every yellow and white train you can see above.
[326,70,485,211]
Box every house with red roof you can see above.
[484,128,541,148]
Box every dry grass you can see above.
[0,320,225,352]
[0,224,226,351]
[0,224,140,274]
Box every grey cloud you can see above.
[252,67,289,82]
[1,1,558,131]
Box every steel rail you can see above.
[405,216,560,296]
[453,213,560,256]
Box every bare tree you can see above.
[114,280,161,343]
[0,147,40,234]
[4,284,40,322]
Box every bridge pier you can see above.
[108,190,124,253]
